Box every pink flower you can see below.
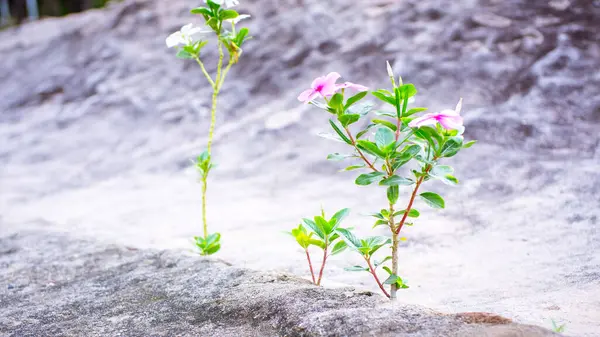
[409,98,464,131]
[336,82,369,92]
[298,72,368,103]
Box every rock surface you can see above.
[0,231,559,337]
[0,0,598,336]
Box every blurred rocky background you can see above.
[0,0,598,336]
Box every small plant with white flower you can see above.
[166,0,251,256]
[291,62,475,299]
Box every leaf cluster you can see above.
[190,0,251,63]
[194,233,221,255]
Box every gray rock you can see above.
[0,231,560,337]
[0,0,598,336]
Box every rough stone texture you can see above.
[0,231,560,337]
[0,0,598,336]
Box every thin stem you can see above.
[207,41,225,154]
[390,233,399,299]
[394,159,435,236]
[395,176,424,235]
[316,247,328,286]
[386,177,399,299]
[216,57,234,92]
[201,172,209,240]
[366,258,390,298]
[344,126,379,172]
[200,41,225,240]
[193,55,215,89]
[305,249,316,284]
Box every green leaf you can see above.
[290,225,311,249]
[219,9,239,21]
[379,175,415,186]
[394,209,420,218]
[382,266,393,275]
[190,7,212,16]
[372,119,397,132]
[204,243,221,255]
[387,185,399,204]
[329,93,344,112]
[372,219,389,228]
[195,232,221,255]
[430,165,458,185]
[463,140,477,149]
[404,107,427,117]
[344,91,368,109]
[430,165,454,177]
[336,228,362,250]
[399,144,422,157]
[419,192,445,209]
[374,256,392,267]
[414,126,443,150]
[327,153,353,161]
[355,172,386,186]
[440,136,463,158]
[399,83,417,99]
[342,165,364,171]
[339,114,361,127]
[329,120,353,145]
[375,127,396,149]
[383,274,409,288]
[331,240,348,255]
[317,132,346,143]
[372,90,396,106]
[374,110,397,118]
[365,236,391,255]
[443,175,459,185]
[356,124,375,139]
[356,140,386,159]
[176,50,194,59]
[309,238,327,249]
[346,102,374,116]
[315,216,332,235]
[234,28,250,47]
[302,218,325,239]
[383,274,399,285]
[206,233,221,246]
[370,212,386,220]
[330,208,350,230]
[344,265,369,272]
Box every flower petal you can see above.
[337,82,368,92]
[408,114,438,128]
[311,75,327,89]
[324,72,341,85]
[166,31,183,48]
[228,14,251,24]
[180,23,194,33]
[298,89,317,103]
[455,97,463,114]
[438,115,464,130]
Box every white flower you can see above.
[386,61,394,78]
[166,24,210,48]
[205,0,239,8]
[228,14,250,24]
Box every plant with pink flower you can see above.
[166,0,251,256]
[291,62,475,299]
[298,72,368,104]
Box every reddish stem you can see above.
[395,176,424,235]
[316,249,328,286]
[344,127,379,172]
[395,161,435,235]
[367,258,390,298]
[305,249,316,284]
